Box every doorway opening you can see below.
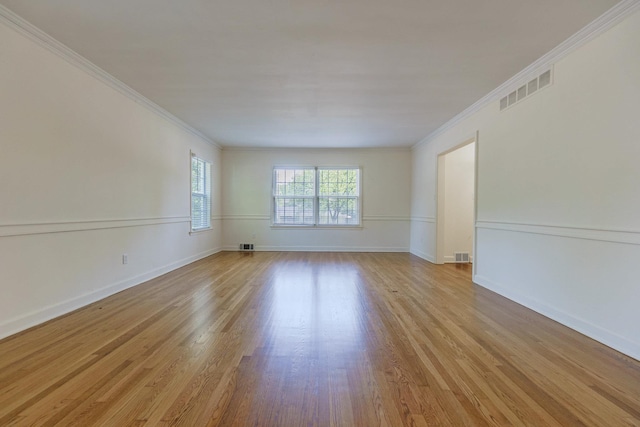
[436,136,477,271]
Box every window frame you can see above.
[190,152,212,232]
[272,166,362,228]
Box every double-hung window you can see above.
[272,167,360,226]
[191,153,211,231]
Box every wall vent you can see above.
[239,243,254,251]
[500,68,552,111]
[454,252,470,263]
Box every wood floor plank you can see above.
[1,251,639,426]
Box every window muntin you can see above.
[191,154,211,230]
[272,167,360,226]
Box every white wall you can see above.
[0,20,222,339]
[443,142,475,262]
[411,9,640,360]
[221,148,411,251]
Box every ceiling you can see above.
[1,0,619,148]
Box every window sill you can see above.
[189,227,213,235]
[270,225,363,230]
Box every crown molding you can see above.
[0,4,221,150]
[413,0,640,150]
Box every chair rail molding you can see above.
[476,220,640,246]
[0,216,191,238]
[411,216,436,223]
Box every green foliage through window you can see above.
[273,167,360,226]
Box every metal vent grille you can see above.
[500,68,553,111]
[239,243,255,251]
[454,252,470,263]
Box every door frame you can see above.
[435,131,479,274]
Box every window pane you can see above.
[318,197,359,225]
[274,198,315,225]
[198,160,205,193]
[274,168,315,196]
[191,157,206,194]
[192,161,199,191]
[318,169,358,196]
[191,194,210,229]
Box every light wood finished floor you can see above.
[1,252,639,426]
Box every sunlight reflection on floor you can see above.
[265,261,365,359]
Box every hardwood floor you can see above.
[1,252,639,426]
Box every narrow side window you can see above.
[191,154,211,231]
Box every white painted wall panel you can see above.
[475,226,640,359]
[411,9,640,359]
[221,148,411,251]
[0,21,222,338]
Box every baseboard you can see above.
[443,255,474,263]
[409,248,436,264]
[473,274,640,362]
[0,247,222,340]
[222,245,409,253]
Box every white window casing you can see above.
[272,166,361,227]
[191,152,211,231]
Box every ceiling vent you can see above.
[500,69,552,111]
